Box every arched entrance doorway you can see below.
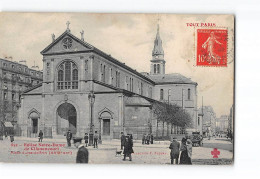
[99,108,113,140]
[56,103,77,135]
[29,111,40,136]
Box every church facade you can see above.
[18,23,198,140]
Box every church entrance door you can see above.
[57,103,77,135]
[103,119,110,136]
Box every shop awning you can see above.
[4,122,13,128]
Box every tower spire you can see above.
[150,18,166,75]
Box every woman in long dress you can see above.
[180,138,192,164]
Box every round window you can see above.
[62,37,73,49]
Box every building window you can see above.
[115,71,120,88]
[12,93,15,101]
[125,76,128,90]
[3,82,8,90]
[3,63,7,67]
[198,117,200,126]
[160,89,164,100]
[131,78,134,92]
[12,64,15,69]
[141,82,143,95]
[57,60,78,90]
[103,65,106,83]
[157,64,160,74]
[188,88,191,100]
[168,89,171,102]
[149,87,152,98]
[154,64,156,74]
[4,93,7,100]
[110,68,113,85]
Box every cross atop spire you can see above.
[66,21,71,32]
[157,15,160,32]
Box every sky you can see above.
[0,13,234,117]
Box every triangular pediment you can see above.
[41,31,93,55]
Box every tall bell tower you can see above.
[150,24,165,75]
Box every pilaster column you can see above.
[50,58,54,92]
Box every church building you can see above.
[18,22,198,140]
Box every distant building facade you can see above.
[0,58,43,134]
[198,106,216,136]
[18,23,198,139]
[216,115,229,133]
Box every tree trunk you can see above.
[156,120,158,137]
[162,121,164,137]
[166,122,169,137]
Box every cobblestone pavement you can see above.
[0,137,233,165]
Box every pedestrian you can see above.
[147,134,150,145]
[123,136,134,161]
[150,134,154,144]
[120,132,126,150]
[186,139,192,164]
[66,130,72,147]
[74,138,89,163]
[84,133,89,147]
[38,130,43,142]
[169,137,180,164]
[145,134,148,144]
[179,138,192,165]
[142,134,145,144]
[93,131,98,148]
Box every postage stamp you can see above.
[196,29,228,67]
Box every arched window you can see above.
[188,88,191,100]
[154,64,157,74]
[57,60,78,90]
[157,64,160,74]
[160,89,164,100]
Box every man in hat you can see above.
[169,137,180,164]
[66,130,72,147]
[74,138,89,163]
[38,130,43,142]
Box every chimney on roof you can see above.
[31,61,39,70]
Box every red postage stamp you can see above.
[196,29,228,67]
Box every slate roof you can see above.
[149,73,197,85]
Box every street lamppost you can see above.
[88,91,95,146]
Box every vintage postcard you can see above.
[0,13,234,164]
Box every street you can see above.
[0,137,233,165]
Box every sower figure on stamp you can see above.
[38,130,43,142]
[123,135,134,161]
[93,131,99,148]
[66,130,72,147]
[120,132,126,150]
[169,137,180,165]
[84,133,88,147]
[74,138,89,163]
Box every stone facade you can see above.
[18,24,198,139]
[0,58,42,135]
